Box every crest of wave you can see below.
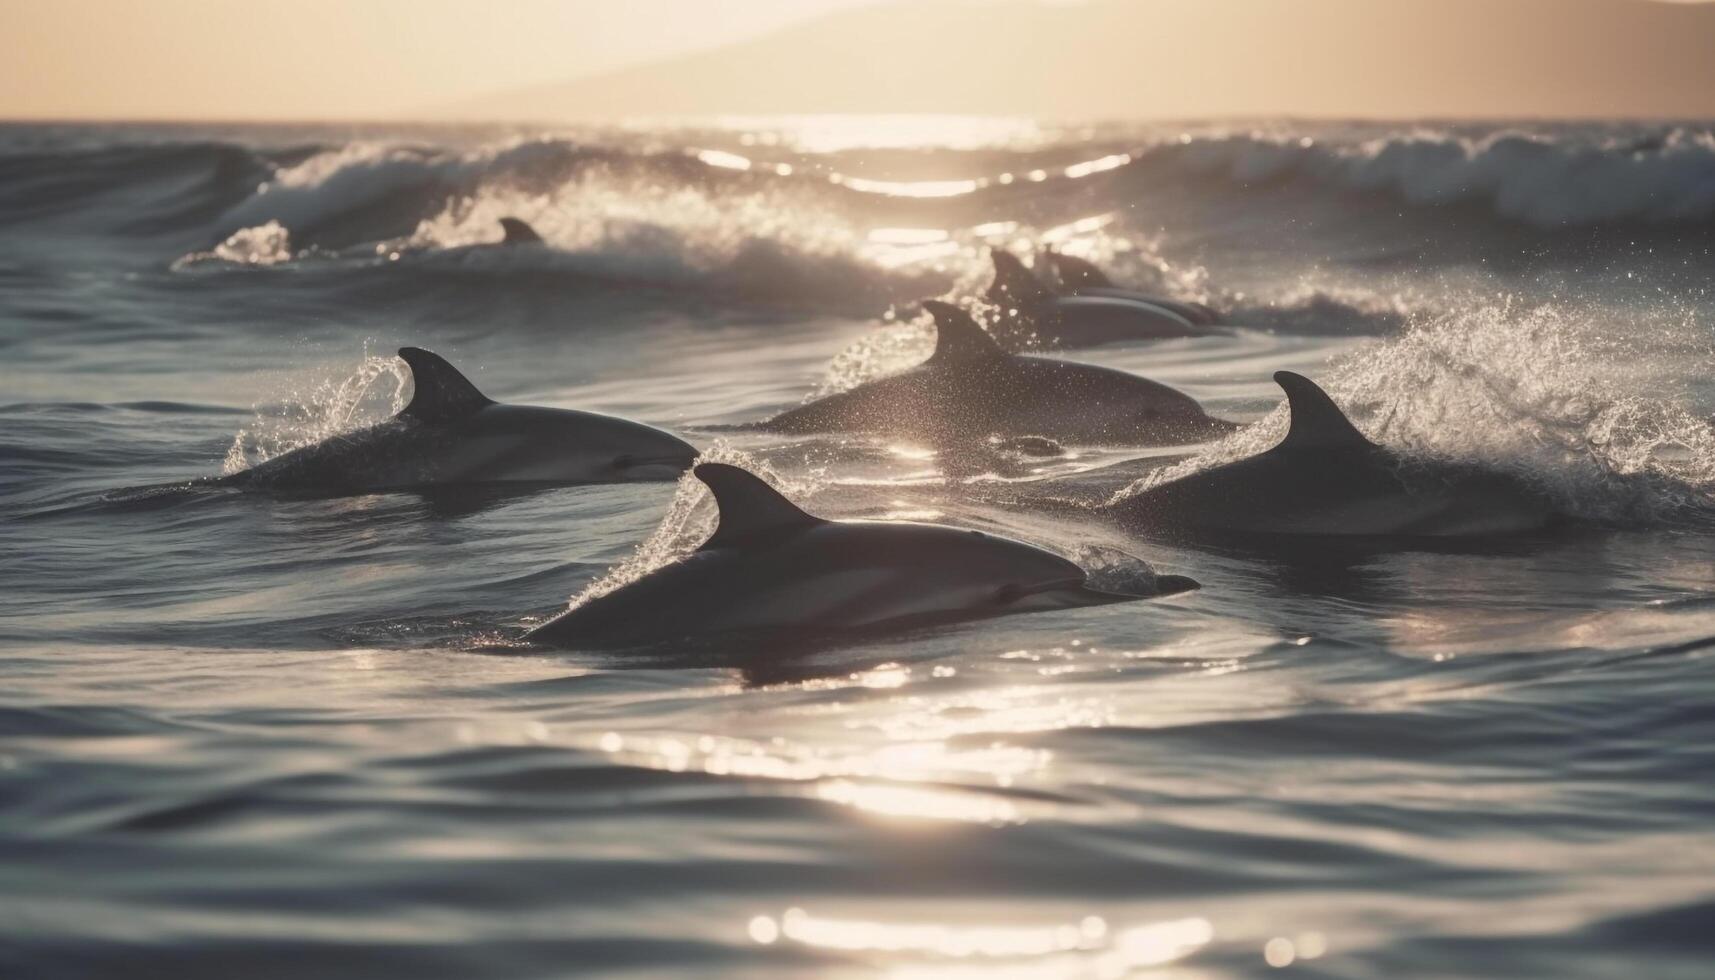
[398,164,973,308]
[199,138,588,258]
[221,142,452,231]
[562,444,827,611]
[1114,301,1715,524]
[405,167,864,274]
[222,352,410,475]
[1173,126,1715,227]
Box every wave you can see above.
[11,124,1710,324]
[162,137,959,308]
[1144,126,1715,229]
[10,124,1714,251]
[0,138,284,233]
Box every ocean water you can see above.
[3,117,1715,978]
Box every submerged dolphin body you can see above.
[1107,371,1557,539]
[218,348,698,495]
[1043,248,1220,326]
[757,301,1234,447]
[988,249,1224,348]
[526,462,1196,647]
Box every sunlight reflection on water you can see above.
[747,907,1213,978]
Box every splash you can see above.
[172,220,294,269]
[812,309,937,397]
[1115,300,1715,524]
[222,352,411,475]
[560,444,826,611]
[1228,280,1425,335]
[1072,545,1161,595]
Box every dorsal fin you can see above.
[922,301,1006,364]
[498,217,543,245]
[696,463,825,549]
[1048,249,1112,289]
[987,248,1056,307]
[397,347,493,424]
[1273,371,1373,451]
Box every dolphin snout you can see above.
[1153,573,1200,596]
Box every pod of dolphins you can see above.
[197,220,1559,650]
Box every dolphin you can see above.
[988,248,1224,348]
[498,217,545,245]
[525,462,1197,647]
[1042,247,1220,326]
[755,300,1235,447]
[1106,371,1558,539]
[217,347,698,495]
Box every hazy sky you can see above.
[1,0,879,120]
[3,0,1711,121]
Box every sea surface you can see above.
[3,117,1715,978]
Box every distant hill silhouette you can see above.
[442,0,1715,122]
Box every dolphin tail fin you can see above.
[1048,249,1113,289]
[1274,371,1373,451]
[922,301,1006,363]
[498,217,544,245]
[397,348,494,424]
[696,463,825,549]
[987,247,1056,307]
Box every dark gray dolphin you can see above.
[218,348,697,495]
[988,248,1225,348]
[525,462,1196,648]
[498,217,545,245]
[756,300,1235,447]
[1043,247,1220,326]
[1107,371,1558,539]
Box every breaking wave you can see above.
[1153,126,1715,228]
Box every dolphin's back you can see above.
[528,520,1093,646]
[1108,372,1554,538]
[220,349,694,494]
[219,419,438,495]
[1060,289,1220,327]
[759,371,935,434]
[757,303,1228,445]
[1041,296,1208,346]
[1116,446,1553,538]
[526,462,1182,649]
